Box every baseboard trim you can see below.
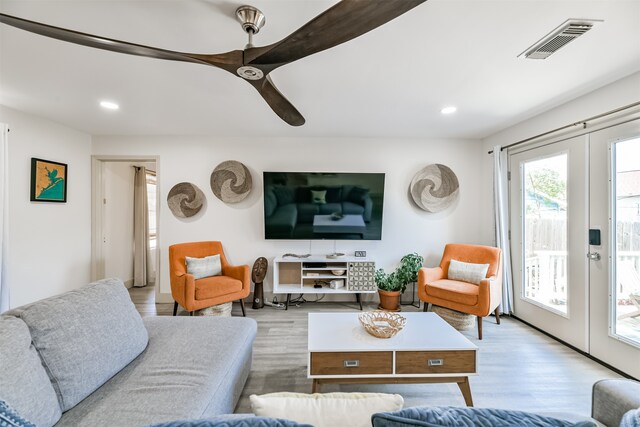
[510,315,637,380]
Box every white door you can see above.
[510,136,589,351]
[589,120,640,378]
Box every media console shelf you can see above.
[273,256,376,310]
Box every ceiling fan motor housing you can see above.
[236,6,265,34]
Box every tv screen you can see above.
[263,172,385,240]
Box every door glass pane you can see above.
[613,137,640,345]
[523,154,568,314]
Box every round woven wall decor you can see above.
[167,182,205,218]
[410,164,459,212]
[210,160,252,203]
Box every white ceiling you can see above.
[1,0,639,139]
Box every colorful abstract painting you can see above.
[30,158,67,202]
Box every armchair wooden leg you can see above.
[423,303,428,312]
[190,311,194,316]
[477,316,483,340]
[494,307,501,325]
[239,298,246,317]
[173,301,178,316]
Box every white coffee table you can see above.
[308,312,478,406]
[312,214,366,239]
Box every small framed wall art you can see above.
[30,157,68,203]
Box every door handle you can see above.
[587,252,601,261]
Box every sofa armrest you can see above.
[363,197,373,222]
[592,379,640,427]
[171,272,196,307]
[224,264,251,296]
[418,267,444,284]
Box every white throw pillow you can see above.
[250,392,403,427]
[185,254,222,279]
[447,259,490,285]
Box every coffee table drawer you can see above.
[396,351,476,374]
[310,352,393,376]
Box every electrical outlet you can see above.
[354,251,367,258]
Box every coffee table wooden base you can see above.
[311,376,473,407]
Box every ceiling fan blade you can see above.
[245,0,426,68]
[0,13,242,72]
[247,76,305,126]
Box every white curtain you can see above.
[0,124,9,312]
[493,145,514,314]
[133,166,151,287]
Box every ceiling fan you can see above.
[0,1,426,126]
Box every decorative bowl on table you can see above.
[358,310,406,339]
[331,269,346,276]
[330,212,344,221]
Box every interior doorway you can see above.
[91,156,160,298]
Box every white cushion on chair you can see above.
[186,254,222,279]
[448,259,489,285]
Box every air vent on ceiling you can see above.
[519,19,602,60]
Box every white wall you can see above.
[479,71,640,246]
[101,160,156,287]
[92,136,492,300]
[0,106,92,308]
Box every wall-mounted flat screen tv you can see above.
[263,172,385,240]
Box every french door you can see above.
[510,120,640,378]
[589,121,640,379]
[510,136,589,351]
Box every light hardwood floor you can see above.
[128,286,621,416]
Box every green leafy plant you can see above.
[374,269,402,292]
[396,253,424,290]
[374,253,424,293]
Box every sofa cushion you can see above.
[272,186,295,205]
[620,408,640,427]
[0,399,37,427]
[0,317,61,427]
[319,203,342,215]
[250,392,403,427]
[348,187,369,203]
[56,316,257,427]
[296,203,319,223]
[426,279,479,306]
[195,276,243,300]
[371,406,595,427]
[310,190,327,204]
[266,205,297,231]
[327,187,342,203]
[11,278,148,411]
[264,189,278,217]
[342,201,365,216]
[147,415,312,427]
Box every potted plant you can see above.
[375,269,404,311]
[375,253,424,311]
[396,253,424,304]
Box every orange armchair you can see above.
[169,241,250,316]
[418,243,502,339]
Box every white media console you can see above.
[273,255,376,310]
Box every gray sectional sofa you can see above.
[264,185,373,238]
[0,278,257,427]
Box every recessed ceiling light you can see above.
[441,106,457,115]
[99,100,119,110]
